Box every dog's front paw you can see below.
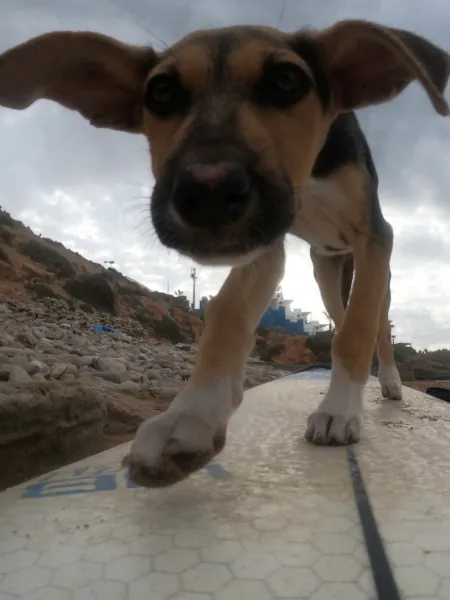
[304,367,364,446]
[123,378,242,488]
[305,410,361,445]
[378,363,402,400]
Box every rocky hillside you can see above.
[0,206,204,345]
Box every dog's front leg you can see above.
[305,229,393,445]
[124,238,285,487]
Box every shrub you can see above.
[135,306,155,325]
[152,316,186,344]
[0,246,11,263]
[135,307,186,343]
[0,209,14,227]
[19,240,76,278]
[65,274,116,313]
[305,330,334,364]
[79,302,95,313]
[27,281,59,299]
[172,293,190,312]
[259,343,285,363]
[0,226,14,245]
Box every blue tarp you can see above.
[91,324,118,334]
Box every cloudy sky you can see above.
[1,0,449,350]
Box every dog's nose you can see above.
[172,161,251,229]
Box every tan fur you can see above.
[191,238,285,384]
[293,166,390,382]
[292,165,368,251]
[313,20,450,114]
[333,231,393,381]
[310,253,347,331]
[377,287,396,367]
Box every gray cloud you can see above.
[1,0,450,348]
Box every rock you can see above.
[8,365,33,383]
[16,331,38,348]
[146,367,161,379]
[50,363,69,379]
[0,382,108,488]
[91,357,127,372]
[32,373,47,383]
[0,333,17,346]
[0,366,10,381]
[65,364,79,377]
[92,370,130,384]
[7,355,30,370]
[180,368,191,381]
[28,360,50,376]
[60,373,76,382]
[117,380,140,393]
[0,347,30,357]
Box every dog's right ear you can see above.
[0,31,158,132]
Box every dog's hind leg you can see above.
[305,229,393,446]
[376,272,402,400]
[310,249,353,333]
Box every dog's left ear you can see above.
[313,20,450,115]
[0,31,158,132]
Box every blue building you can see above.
[259,303,306,335]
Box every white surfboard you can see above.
[1,371,450,600]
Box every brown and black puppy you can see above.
[0,20,448,487]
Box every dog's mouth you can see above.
[150,168,294,265]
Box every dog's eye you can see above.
[144,74,188,117]
[274,65,304,93]
[258,61,312,108]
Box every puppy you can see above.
[0,20,448,487]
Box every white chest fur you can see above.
[289,178,354,257]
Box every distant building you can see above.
[197,287,325,336]
[259,287,323,336]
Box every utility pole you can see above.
[190,268,197,311]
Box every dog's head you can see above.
[0,21,448,265]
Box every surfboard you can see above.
[1,370,449,600]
